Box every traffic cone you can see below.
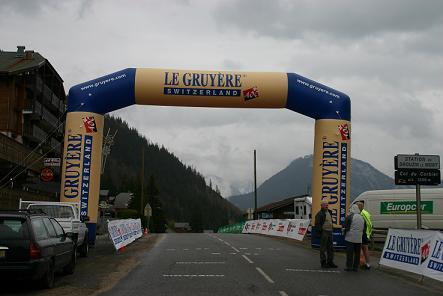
[118,245,126,253]
[144,228,148,236]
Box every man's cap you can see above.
[320,199,329,205]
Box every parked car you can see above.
[0,210,76,288]
[19,200,89,257]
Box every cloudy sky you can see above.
[2,0,442,196]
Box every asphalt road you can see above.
[101,233,442,296]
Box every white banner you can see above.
[108,218,143,250]
[422,231,443,282]
[242,219,310,241]
[380,228,443,282]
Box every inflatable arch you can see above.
[60,68,351,244]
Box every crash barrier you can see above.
[380,228,443,282]
[242,219,310,241]
[217,222,245,233]
[107,218,143,250]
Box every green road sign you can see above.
[380,201,433,215]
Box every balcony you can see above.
[0,132,42,173]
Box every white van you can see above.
[353,188,443,230]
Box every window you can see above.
[50,218,65,237]
[42,218,57,238]
[31,218,49,241]
[0,218,27,240]
[303,205,307,215]
[295,206,299,215]
[27,205,74,219]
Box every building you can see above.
[0,46,66,209]
[253,194,312,220]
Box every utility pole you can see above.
[254,149,257,220]
[415,153,422,229]
[141,148,145,219]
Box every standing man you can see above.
[357,201,372,269]
[315,200,337,268]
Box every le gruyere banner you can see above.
[311,119,351,229]
[60,112,104,224]
[380,228,443,282]
[135,69,288,109]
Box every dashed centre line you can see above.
[176,261,225,264]
[256,267,275,284]
[279,291,289,296]
[286,268,340,273]
[242,255,254,264]
[163,274,225,278]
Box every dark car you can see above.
[0,210,76,288]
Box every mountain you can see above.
[100,116,242,231]
[228,155,395,211]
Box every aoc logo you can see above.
[421,241,431,264]
[338,124,350,140]
[163,71,242,97]
[82,117,97,133]
[243,86,259,101]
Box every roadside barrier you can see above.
[242,219,310,241]
[107,218,143,250]
[380,228,442,282]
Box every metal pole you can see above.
[254,149,257,220]
[416,183,422,229]
[141,148,144,222]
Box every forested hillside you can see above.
[100,116,242,231]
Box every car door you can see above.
[42,217,67,269]
[30,217,52,262]
[50,218,73,267]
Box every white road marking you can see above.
[285,268,340,273]
[163,274,224,277]
[211,252,221,255]
[176,262,225,264]
[242,255,254,264]
[183,248,189,251]
[231,246,240,252]
[229,252,237,255]
[256,267,275,284]
[279,291,289,296]
[245,252,251,255]
[255,247,262,250]
[239,247,248,250]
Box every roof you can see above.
[255,194,310,213]
[114,192,133,209]
[0,47,63,82]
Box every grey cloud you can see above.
[0,0,60,15]
[214,0,443,40]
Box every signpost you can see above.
[394,154,441,229]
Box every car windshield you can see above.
[0,218,28,240]
[27,205,74,219]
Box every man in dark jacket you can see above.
[315,200,337,268]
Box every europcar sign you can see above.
[381,201,434,215]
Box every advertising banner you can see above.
[135,69,288,109]
[60,112,104,223]
[241,219,309,241]
[286,219,311,241]
[422,231,443,282]
[380,228,437,276]
[108,219,143,250]
[311,119,351,229]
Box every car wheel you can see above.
[63,248,76,275]
[79,233,89,257]
[40,261,54,289]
